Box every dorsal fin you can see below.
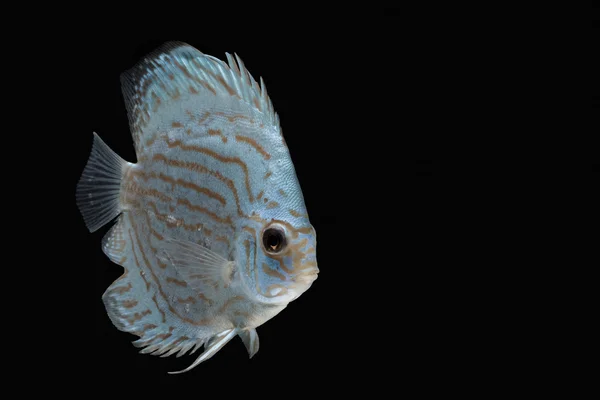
[120,41,280,156]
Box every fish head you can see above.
[256,220,319,303]
[234,140,319,305]
[238,216,319,305]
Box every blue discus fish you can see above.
[76,42,319,374]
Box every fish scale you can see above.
[77,42,319,374]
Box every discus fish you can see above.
[76,42,319,374]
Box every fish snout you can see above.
[294,255,319,284]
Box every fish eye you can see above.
[262,226,286,254]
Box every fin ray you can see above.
[76,133,131,232]
[168,329,237,374]
[161,237,234,294]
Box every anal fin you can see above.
[102,215,127,265]
[100,212,210,365]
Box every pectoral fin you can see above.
[168,329,238,374]
[239,329,260,359]
[160,237,234,294]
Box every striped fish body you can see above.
[77,42,319,373]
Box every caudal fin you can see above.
[76,132,130,232]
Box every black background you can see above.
[55,6,600,392]
[69,12,438,389]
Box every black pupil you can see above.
[264,229,283,252]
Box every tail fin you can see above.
[76,132,130,232]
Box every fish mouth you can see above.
[294,267,319,285]
[290,252,318,285]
